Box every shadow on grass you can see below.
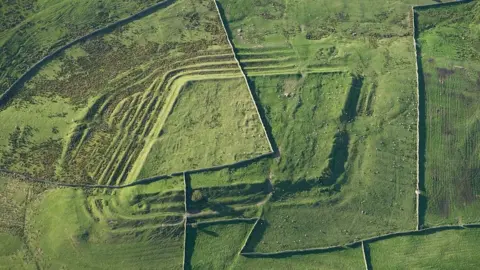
[414,11,428,229]
[242,219,269,253]
[184,225,197,270]
[215,1,280,156]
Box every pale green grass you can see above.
[0,0,238,185]
[26,187,184,269]
[369,229,480,270]
[138,78,270,178]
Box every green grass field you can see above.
[234,247,365,270]
[0,0,161,94]
[244,69,418,251]
[0,0,267,186]
[25,178,185,269]
[1,0,479,268]
[187,221,253,269]
[369,229,480,269]
[0,174,37,270]
[137,78,270,179]
[417,1,480,226]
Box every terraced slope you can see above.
[1,0,479,269]
[0,0,272,186]
[25,180,185,269]
[214,0,432,252]
[136,78,271,179]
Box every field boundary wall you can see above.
[0,151,273,188]
[240,223,480,257]
[182,172,189,270]
[213,0,275,153]
[187,218,257,227]
[412,0,471,230]
[0,0,176,106]
[361,241,371,270]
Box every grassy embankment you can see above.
[0,0,271,187]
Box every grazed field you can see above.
[244,69,417,251]
[0,0,161,94]
[1,0,479,269]
[0,0,269,186]
[369,229,480,270]
[137,78,270,179]
[25,179,185,269]
[417,1,480,227]
[0,173,37,269]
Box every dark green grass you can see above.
[0,0,161,94]
[248,68,417,251]
[214,0,429,252]
[138,79,270,179]
[417,1,480,226]
[253,73,351,185]
[369,229,480,270]
[188,222,253,269]
[0,0,239,185]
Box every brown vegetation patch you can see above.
[458,169,477,205]
[438,198,450,218]
[476,72,480,89]
[436,68,455,84]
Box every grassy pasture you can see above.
[25,178,186,269]
[246,68,417,251]
[188,179,269,221]
[417,1,480,226]
[0,0,162,94]
[187,221,254,269]
[1,0,479,268]
[188,158,271,188]
[369,229,480,269]
[250,73,351,185]
[0,0,257,186]
[215,0,430,252]
[138,78,270,179]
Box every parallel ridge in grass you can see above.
[26,184,185,269]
